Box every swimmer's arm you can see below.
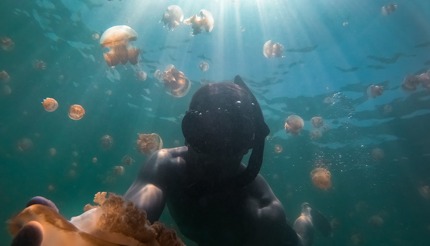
[124,149,174,223]
[245,175,299,246]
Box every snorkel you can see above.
[182,75,270,195]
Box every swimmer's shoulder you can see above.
[147,146,188,170]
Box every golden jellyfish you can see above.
[1,36,15,51]
[100,25,139,67]
[284,115,304,135]
[136,133,163,155]
[366,84,384,98]
[136,70,147,81]
[42,97,59,112]
[311,116,324,128]
[113,165,125,176]
[121,155,135,166]
[0,70,10,82]
[161,64,191,97]
[263,40,284,58]
[418,185,430,200]
[48,147,57,157]
[183,9,214,35]
[68,104,85,120]
[371,147,384,161]
[199,61,209,72]
[417,70,430,89]
[402,75,420,91]
[310,167,332,190]
[310,129,322,140]
[16,137,33,152]
[274,144,283,154]
[33,59,47,70]
[1,84,12,96]
[100,134,114,150]
[368,214,384,227]
[162,5,184,30]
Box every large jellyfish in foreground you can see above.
[159,64,191,97]
[183,9,214,35]
[263,40,284,58]
[136,133,163,155]
[100,25,140,67]
[8,192,184,245]
[284,115,304,135]
[311,167,332,190]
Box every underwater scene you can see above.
[1,0,430,245]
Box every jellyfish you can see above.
[366,85,384,98]
[402,75,420,91]
[42,97,59,112]
[183,9,214,35]
[368,214,384,227]
[16,137,33,152]
[136,133,163,155]
[162,5,184,30]
[199,61,209,72]
[381,3,397,16]
[161,64,191,97]
[371,147,384,161]
[100,25,139,67]
[263,40,284,58]
[1,36,15,51]
[418,185,430,199]
[136,70,147,81]
[33,60,47,70]
[311,116,324,128]
[417,71,430,89]
[68,104,85,120]
[274,144,283,154]
[48,147,57,157]
[121,155,135,166]
[310,167,332,190]
[284,115,304,135]
[113,165,125,176]
[100,134,114,150]
[8,193,185,245]
[0,70,10,82]
[310,129,322,140]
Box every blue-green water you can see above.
[1,0,430,245]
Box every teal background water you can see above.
[1,0,430,245]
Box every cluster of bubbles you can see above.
[41,97,85,120]
[161,5,215,35]
[136,133,163,155]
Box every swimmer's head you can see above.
[182,82,256,156]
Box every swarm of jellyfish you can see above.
[100,25,139,67]
[161,5,184,30]
[263,40,284,58]
[183,9,214,35]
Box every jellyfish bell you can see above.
[100,134,114,150]
[284,115,304,135]
[0,70,10,82]
[68,104,85,120]
[200,9,214,32]
[263,40,284,58]
[0,36,15,51]
[371,147,384,161]
[184,9,214,35]
[274,144,283,154]
[199,61,209,72]
[381,3,397,16]
[162,5,184,30]
[136,133,163,155]
[366,85,384,98]
[162,65,191,97]
[402,75,420,91]
[100,25,139,67]
[310,167,332,190]
[42,97,59,112]
[311,116,324,128]
[368,215,384,227]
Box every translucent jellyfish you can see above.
[68,104,85,120]
[161,64,191,97]
[33,60,47,70]
[402,75,420,91]
[263,40,284,58]
[121,155,135,166]
[417,70,430,89]
[0,70,10,82]
[42,98,59,112]
[366,84,384,98]
[92,157,98,164]
[371,147,384,161]
[48,147,57,157]
[100,134,114,150]
[136,133,163,155]
[113,165,125,176]
[183,9,214,35]
[199,61,209,72]
[1,84,12,96]
[311,116,324,128]
[91,32,100,40]
[368,214,384,227]
[310,129,322,140]
[274,144,283,154]
[100,25,139,67]
[284,115,304,135]
[418,185,430,199]
[310,167,332,190]
[381,3,397,16]
[0,36,15,51]
[136,70,147,81]
[154,69,163,81]
[16,137,33,152]
[161,5,184,30]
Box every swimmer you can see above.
[10,76,330,245]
